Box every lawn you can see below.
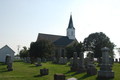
[0,60,120,80]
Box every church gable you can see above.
[36,33,77,47]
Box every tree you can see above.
[19,46,29,58]
[65,42,84,58]
[29,40,55,58]
[83,32,115,58]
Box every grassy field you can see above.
[0,60,120,80]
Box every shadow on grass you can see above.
[0,63,5,65]
[0,68,9,73]
[65,65,70,67]
[0,68,7,70]
[29,65,41,68]
[78,74,92,79]
[34,74,46,77]
[14,60,23,62]
[96,77,112,80]
[0,70,9,73]
[63,70,73,74]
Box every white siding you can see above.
[0,45,14,62]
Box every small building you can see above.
[36,14,78,58]
[0,45,15,62]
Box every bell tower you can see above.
[67,14,75,40]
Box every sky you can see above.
[0,0,120,58]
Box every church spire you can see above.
[67,14,75,29]
[67,13,75,40]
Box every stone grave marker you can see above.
[53,57,57,63]
[24,57,27,63]
[8,62,13,71]
[77,52,86,73]
[98,47,114,79]
[84,57,89,68]
[59,57,63,64]
[87,51,97,75]
[71,52,78,71]
[36,57,42,66]
[54,74,65,80]
[115,59,118,63]
[69,57,73,66]
[67,77,77,80]
[26,57,30,63]
[44,58,47,63]
[40,68,49,75]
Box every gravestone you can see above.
[6,55,11,65]
[54,74,65,80]
[8,62,13,71]
[63,58,67,65]
[36,58,42,66]
[98,47,114,79]
[77,52,86,73]
[24,58,27,63]
[5,54,10,65]
[87,52,97,75]
[69,57,73,66]
[67,77,77,80]
[97,57,102,67]
[40,68,49,75]
[59,57,63,64]
[26,57,30,63]
[44,58,47,63]
[115,59,118,63]
[6,56,13,71]
[71,52,78,71]
[65,57,68,63]
[53,57,57,63]
[84,57,89,68]
[30,56,35,64]
[119,58,120,64]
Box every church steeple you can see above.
[67,14,75,40]
[67,14,75,29]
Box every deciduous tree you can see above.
[83,32,115,58]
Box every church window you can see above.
[55,49,58,57]
[61,49,64,57]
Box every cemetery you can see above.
[0,47,120,80]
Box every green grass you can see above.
[0,60,120,80]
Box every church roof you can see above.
[67,14,75,29]
[37,33,77,46]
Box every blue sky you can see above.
[0,0,120,58]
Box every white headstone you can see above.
[26,57,30,63]
[67,77,78,80]
[59,57,63,64]
[36,58,42,66]
[24,58,27,63]
[44,58,47,63]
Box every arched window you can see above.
[61,49,64,57]
[55,49,58,57]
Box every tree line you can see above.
[19,32,115,59]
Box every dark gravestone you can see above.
[71,52,78,71]
[40,68,49,75]
[54,74,65,80]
